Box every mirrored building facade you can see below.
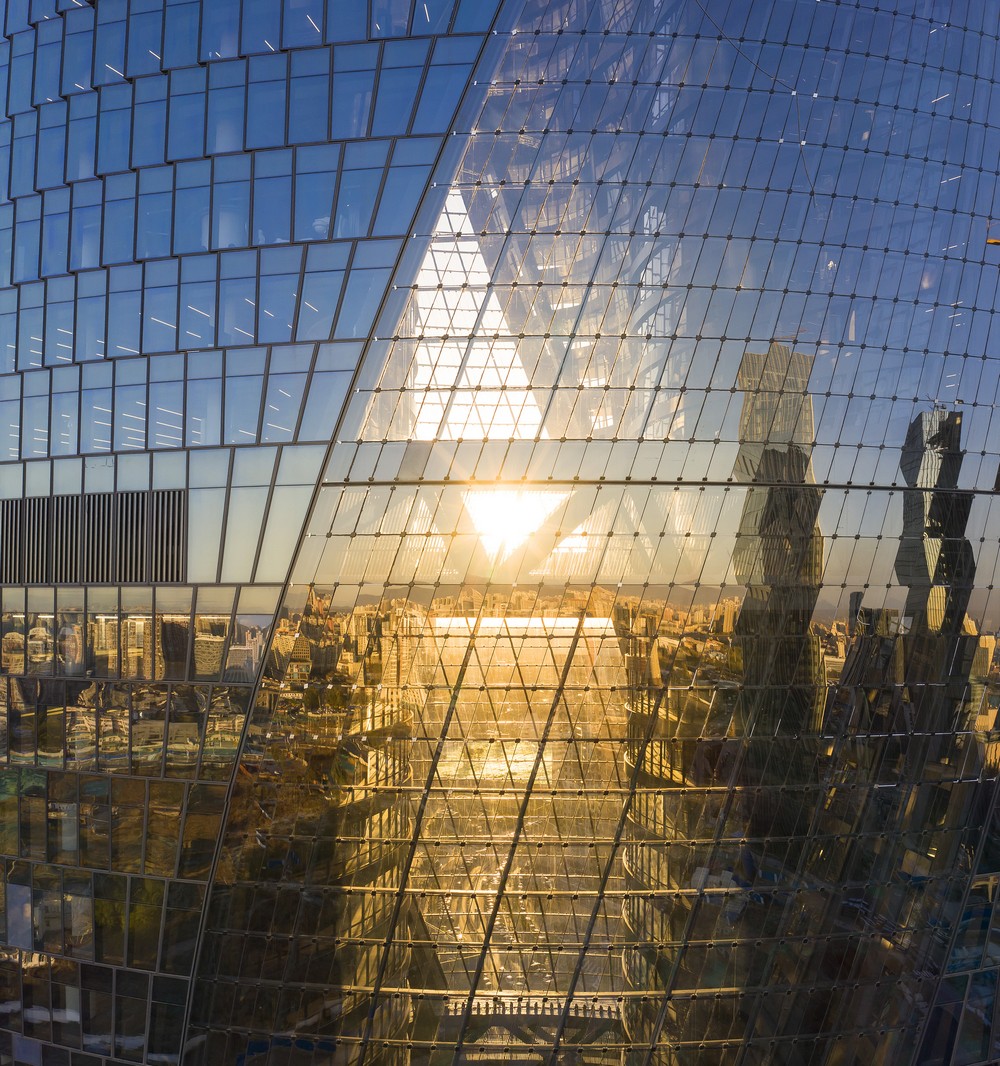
[2,0,1000,1063]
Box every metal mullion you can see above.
[207,154,219,251]
[120,0,136,83]
[139,489,149,583]
[4,499,22,584]
[322,147,346,245]
[211,449,237,586]
[277,22,293,95]
[0,500,10,583]
[168,358,188,455]
[111,491,120,582]
[120,870,134,983]
[211,595,241,682]
[178,488,188,582]
[61,495,71,584]
[87,493,100,583]
[323,237,354,332]
[166,488,179,583]
[403,51,435,138]
[51,496,64,582]
[546,684,669,1065]
[81,496,90,583]
[354,615,484,1066]
[140,358,151,452]
[179,577,198,679]
[141,488,151,582]
[146,487,155,584]
[290,355,312,441]
[193,0,213,67]
[164,488,180,583]
[97,490,107,584]
[149,489,160,583]
[215,346,226,453]
[190,693,207,779]
[107,491,116,584]
[451,616,587,1062]
[115,491,128,582]
[51,7,77,110]
[162,69,181,165]
[14,375,24,462]
[17,496,24,585]
[127,490,137,583]
[285,239,312,346]
[169,781,190,888]
[23,498,33,583]
[364,148,398,240]
[152,0,167,75]
[72,492,81,583]
[1,501,10,584]
[247,256,266,427]
[364,40,385,142]
[153,489,164,583]
[42,496,51,584]
[246,455,282,583]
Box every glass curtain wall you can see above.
[4,2,1000,1066]
[0,0,504,1064]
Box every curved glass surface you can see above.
[2,1,1000,1065]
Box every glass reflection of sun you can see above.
[462,489,567,563]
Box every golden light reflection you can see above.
[462,488,567,563]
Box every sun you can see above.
[462,489,567,564]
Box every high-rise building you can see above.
[1,2,1000,1065]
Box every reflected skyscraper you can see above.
[819,408,999,1066]
[621,342,827,1063]
[1,2,1000,1066]
[730,342,825,843]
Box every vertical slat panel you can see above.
[23,499,34,584]
[24,497,49,584]
[0,499,22,584]
[12,489,187,585]
[151,491,160,583]
[51,496,81,585]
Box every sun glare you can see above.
[462,489,568,563]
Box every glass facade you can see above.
[2,0,1000,1063]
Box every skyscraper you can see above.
[1,1,999,1065]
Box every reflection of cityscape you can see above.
[177,364,1000,1066]
[0,593,271,1063]
[816,408,1000,1066]
[4,0,1000,1062]
[2,612,267,683]
[0,382,997,1064]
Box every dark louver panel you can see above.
[0,499,21,584]
[116,491,147,583]
[149,489,186,583]
[82,494,115,584]
[50,495,82,584]
[0,490,186,585]
[23,496,50,585]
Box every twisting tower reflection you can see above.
[729,343,826,846]
[622,342,826,1064]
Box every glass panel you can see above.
[155,588,193,681]
[120,588,152,681]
